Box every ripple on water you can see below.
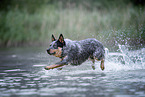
[33,64,46,67]
[0,73,7,75]
[16,89,38,96]
[115,95,137,97]
[4,69,26,73]
[39,87,86,94]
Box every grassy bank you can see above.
[0,0,145,50]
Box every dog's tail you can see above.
[105,48,109,57]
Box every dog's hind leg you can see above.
[100,59,105,70]
[89,57,95,70]
[93,49,105,70]
[94,58,105,71]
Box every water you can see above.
[0,45,145,97]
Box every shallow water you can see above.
[0,46,145,97]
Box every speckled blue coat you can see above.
[56,38,105,65]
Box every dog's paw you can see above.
[92,65,95,70]
[57,67,63,70]
[100,66,105,71]
[44,66,50,70]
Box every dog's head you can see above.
[47,34,65,58]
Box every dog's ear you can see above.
[58,34,64,43]
[52,34,56,41]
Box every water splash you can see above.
[105,44,145,71]
[41,45,145,76]
[118,44,145,65]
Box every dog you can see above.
[45,34,105,70]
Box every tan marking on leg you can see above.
[45,64,65,70]
[94,57,105,70]
[100,59,105,70]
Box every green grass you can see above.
[0,1,145,49]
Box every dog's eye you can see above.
[53,44,58,49]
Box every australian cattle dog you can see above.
[45,34,105,70]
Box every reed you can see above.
[0,1,144,48]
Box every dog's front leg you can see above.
[45,57,69,70]
[45,64,65,70]
[57,57,67,70]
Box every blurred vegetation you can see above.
[0,0,145,50]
